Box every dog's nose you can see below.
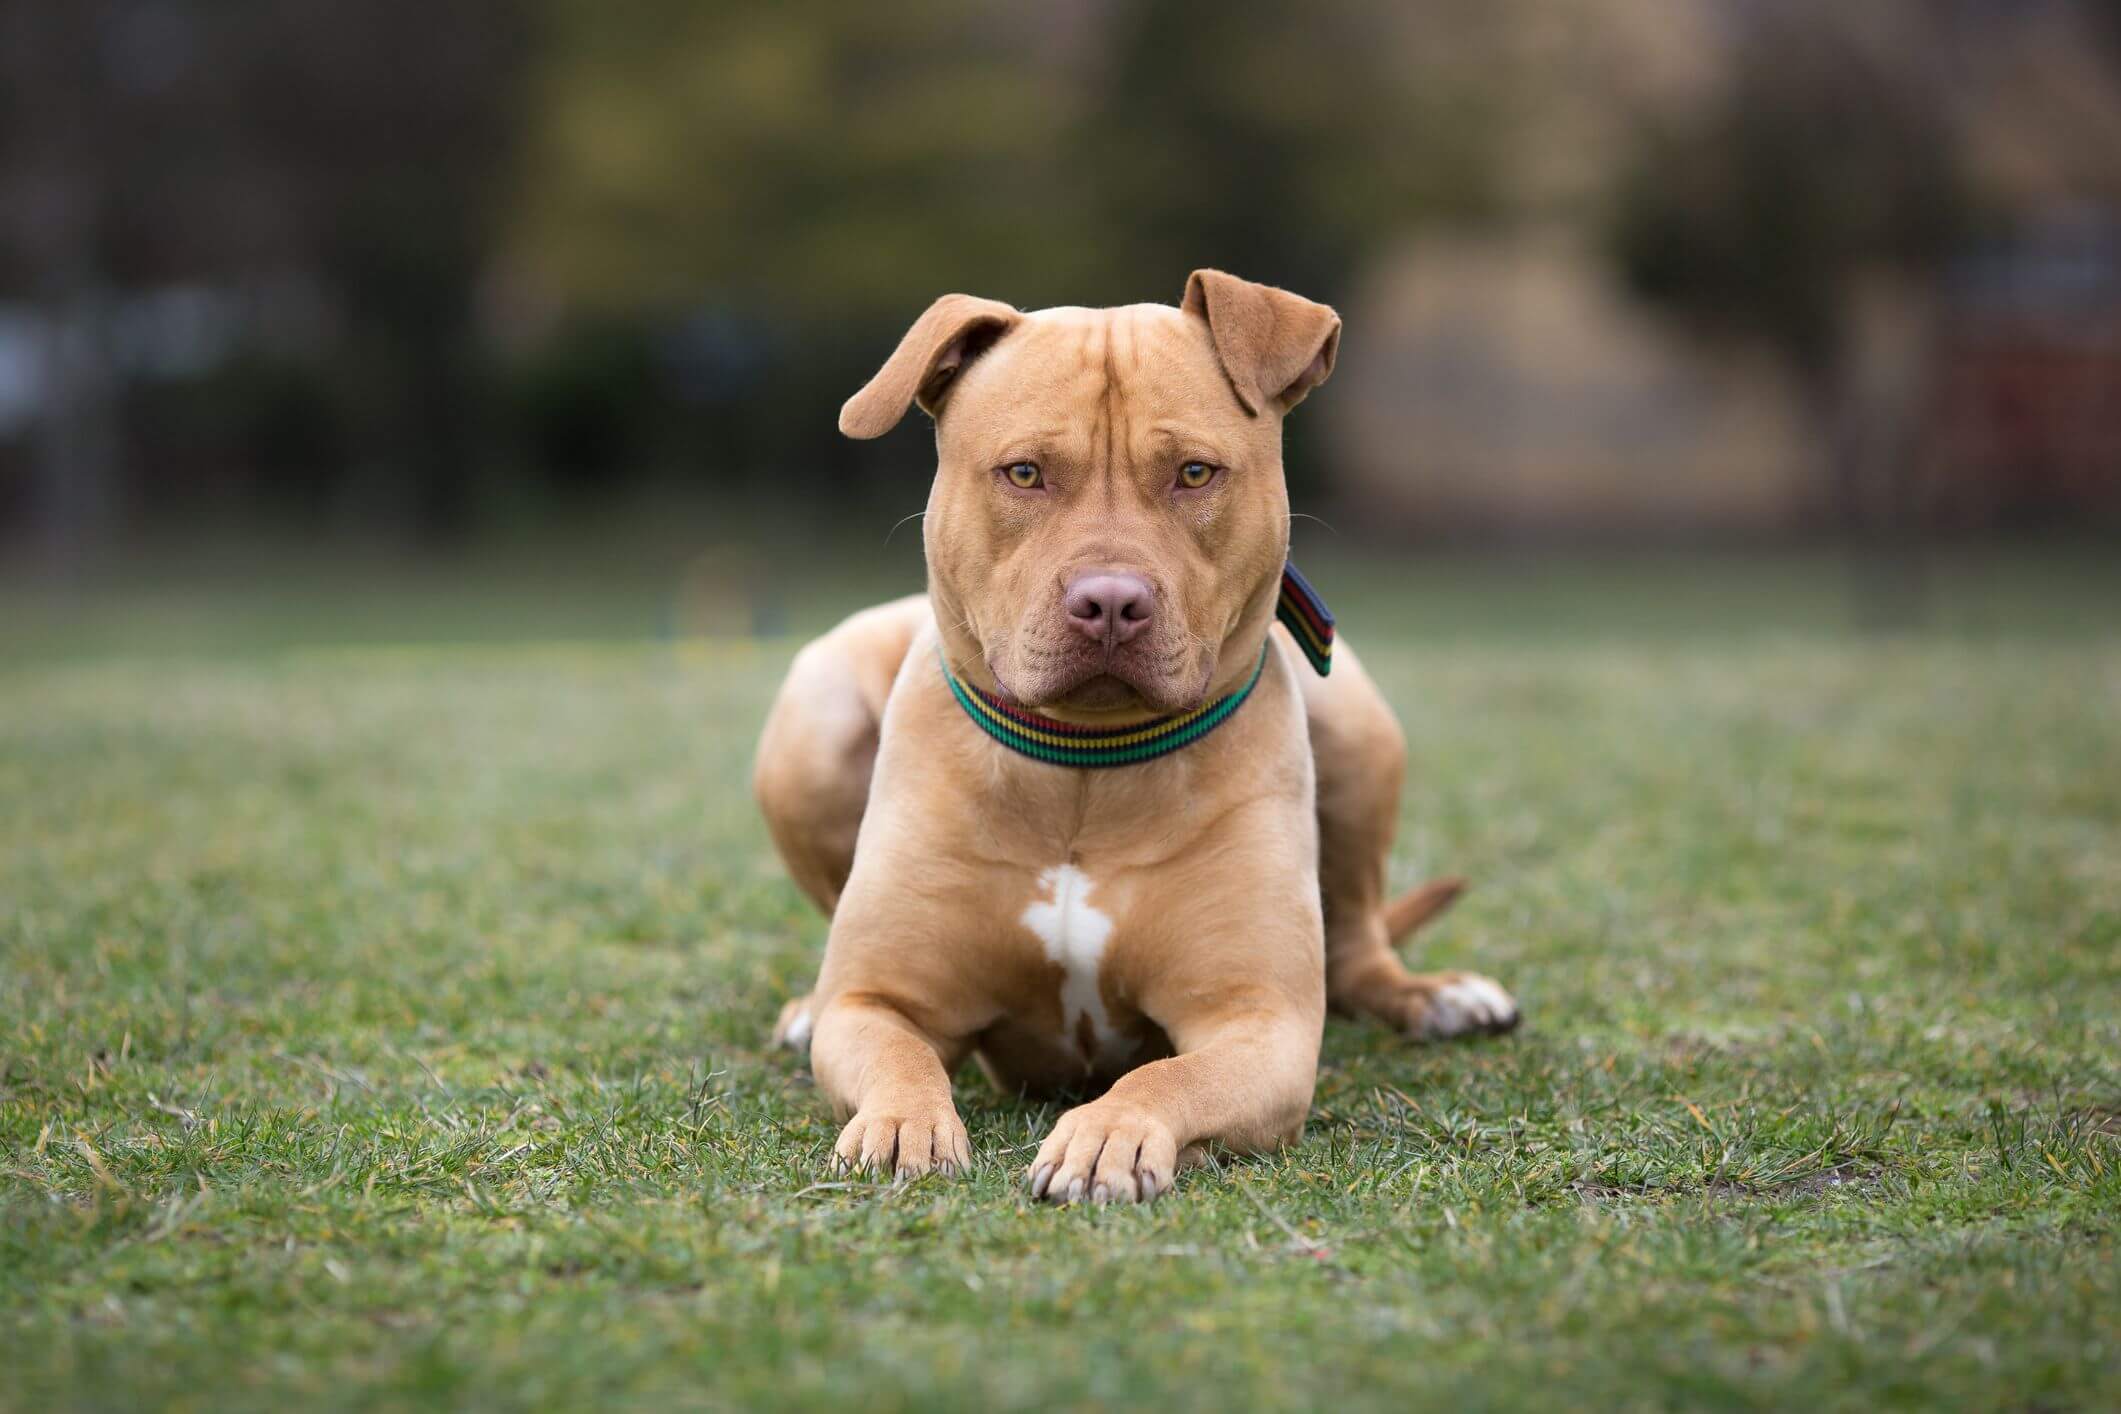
[1064,572,1154,646]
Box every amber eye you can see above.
[1177,460,1218,489]
[1002,462,1043,490]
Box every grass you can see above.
[4,544,2118,1411]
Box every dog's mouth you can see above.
[991,643,1209,717]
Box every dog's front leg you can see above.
[810,991,972,1180]
[1026,997,1319,1205]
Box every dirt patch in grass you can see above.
[2077,1107,2121,1138]
[1571,1163,1879,1205]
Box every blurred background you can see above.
[2,0,2118,649]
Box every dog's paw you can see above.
[832,1104,971,1180]
[1398,971,1521,1041]
[1027,1102,1180,1205]
[771,995,814,1051]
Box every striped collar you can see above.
[940,562,1334,769]
[1276,562,1335,676]
[943,643,1269,767]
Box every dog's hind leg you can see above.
[753,595,928,1047]
[1298,634,1520,1041]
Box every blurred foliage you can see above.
[512,0,1500,321]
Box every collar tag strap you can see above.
[1277,561,1334,676]
[942,644,1269,769]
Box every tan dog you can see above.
[754,271,1517,1204]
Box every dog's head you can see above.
[841,270,1339,715]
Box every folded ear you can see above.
[838,293,1023,439]
[1181,270,1341,415]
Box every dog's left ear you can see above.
[1181,270,1341,416]
[839,293,1023,439]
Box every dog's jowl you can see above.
[753,270,1519,1204]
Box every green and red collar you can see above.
[941,563,1334,769]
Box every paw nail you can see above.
[1091,1183,1109,1204]
[1029,1163,1054,1197]
[1066,1177,1086,1204]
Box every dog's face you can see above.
[919,303,1299,716]
[841,271,1339,715]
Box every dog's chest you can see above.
[999,861,1163,1074]
[1018,864,1122,1057]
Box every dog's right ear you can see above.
[839,294,1022,439]
[1181,270,1340,416]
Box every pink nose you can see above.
[1065,572,1154,646]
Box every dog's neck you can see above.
[938,642,1271,769]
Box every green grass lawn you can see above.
[4,548,2118,1411]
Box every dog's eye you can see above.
[1176,461,1218,490]
[1001,462,1043,490]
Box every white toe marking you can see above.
[1427,975,1517,1036]
[1020,864,1118,1058]
[781,1007,813,1048]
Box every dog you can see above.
[753,270,1518,1204]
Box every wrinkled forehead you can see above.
[940,304,1256,451]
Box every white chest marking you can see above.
[1019,864,1117,1055]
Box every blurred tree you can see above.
[512,0,1094,323]
[236,0,528,540]
[1080,0,1504,304]
[1608,1,1968,534]
[0,0,526,556]
[0,3,137,572]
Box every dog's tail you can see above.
[1383,876,1467,946]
